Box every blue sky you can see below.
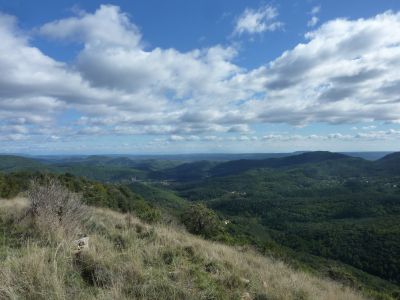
[0,0,400,154]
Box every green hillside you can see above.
[0,155,50,172]
[150,160,218,182]
[1,151,400,299]
[168,152,400,298]
[375,152,400,175]
[209,151,351,177]
[128,182,188,212]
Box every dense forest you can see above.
[0,151,399,299]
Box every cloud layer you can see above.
[0,5,399,151]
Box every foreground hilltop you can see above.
[0,197,363,300]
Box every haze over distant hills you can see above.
[1,151,392,162]
[0,151,398,182]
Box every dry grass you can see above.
[0,196,28,209]
[0,198,366,300]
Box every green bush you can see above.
[181,204,222,238]
[133,200,162,223]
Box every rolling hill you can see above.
[209,151,353,177]
[0,155,50,172]
[150,160,219,182]
[375,152,400,175]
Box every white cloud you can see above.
[0,5,400,151]
[38,5,257,135]
[308,16,319,27]
[355,129,400,140]
[0,13,72,135]
[260,131,389,142]
[163,130,399,145]
[254,11,400,125]
[311,6,321,15]
[233,5,283,35]
[169,135,185,142]
[307,5,320,27]
[0,6,260,143]
[362,125,377,130]
[40,5,141,48]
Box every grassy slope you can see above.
[0,198,364,300]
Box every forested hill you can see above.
[0,151,400,298]
[0,155,51,172]
[171,151,400,297]
[209,151,350,177]
[150,151,399,180]
[375,152,400,175]
[0,151,399,181]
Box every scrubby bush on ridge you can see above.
[181,203,223,239]
[26,178,90,240]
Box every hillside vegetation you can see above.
[173,173,400,298]
[0,195,364,300]
[0,151,399,299]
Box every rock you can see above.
[240,277,251,286]
[241,292,252,300]
[73,236,89,253]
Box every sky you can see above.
[0,0,400,154]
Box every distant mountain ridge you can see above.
[150,160,218,181]
[0,150,399,181]
[209,151,350,177]
[378,151,400,162]
[374,151,400,175]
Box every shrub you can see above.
[26,178,90,239]
[133,200,161,223]
[181,204,222,238]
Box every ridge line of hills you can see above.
[0,151,399,181]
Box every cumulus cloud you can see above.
[233,5,283,35]
[0,13,69,135]
[0,6,260,143]
[255,11,400,125]
[0,5,400,151]
[39,5,257,130]
[40,5,141,48]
